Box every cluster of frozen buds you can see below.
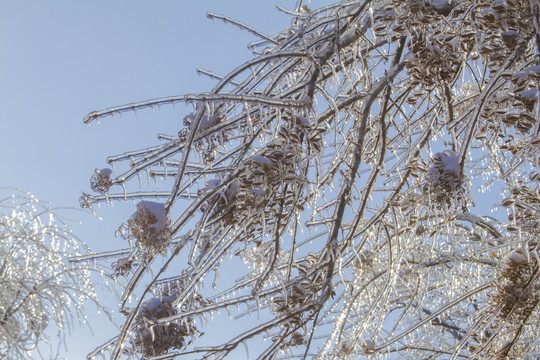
[126,201,171,259]
[384,0,461,91]
[423,150,467,208]
[196,113,318,233]
[335,337,376,357]
[197,178,239,225]
[472,0,534,68]
[179,104,227,163]
[426,150,461,186]
[482,65,540,137]
[234,116,313,226]
[483,241,539,356]
[111,256,138,279]
[503,182,540,225]
[271,254,327,347]
[90,168,113,194]
[403,29,461,89]
[129,293,196,357]
[503,66,539,133]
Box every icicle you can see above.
[122,183,128,201]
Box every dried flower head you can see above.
[90,168,113,194]
[127,201,171,256]
[423,150,467,209]
[129,293,196,357]
[484,241,540,357]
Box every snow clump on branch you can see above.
[129,293,196,357]
[90,167,113,194]
[126,201,171,259]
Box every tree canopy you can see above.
[80,1,540,358]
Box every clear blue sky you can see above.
[0,1,336,358]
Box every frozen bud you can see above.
[515,88,538,101]
[225,180,240,202]
[531,135,540,146]
[112,257,135,278]
[512,72,528,82]
[428,150,460,179]
[140,293,176,317]
[440,150,460,177]
[524,65,540,74]
[524,65,540,81]
[198,179,221,196]
[137,201,168,231]
[337,338,355,355]
[502,30,520,45]
[132,292,193,356]
[206,179,220,187]
[404,52,418,67]
[184,111,220,133]
[506,225,519,232]
[529,171,540,182]
[361,339,376,354]
[491,0,507,11]
[431,0,455,16]
[507,247,529,265]
[250,188,266,198]
[424,149,462,196]
[79,192,92,208]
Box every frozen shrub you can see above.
[0,189,100,359]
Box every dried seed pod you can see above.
[502,198,515,207]
[503,113,520,125]
[529,172,540,182]
[530,135,540,146]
